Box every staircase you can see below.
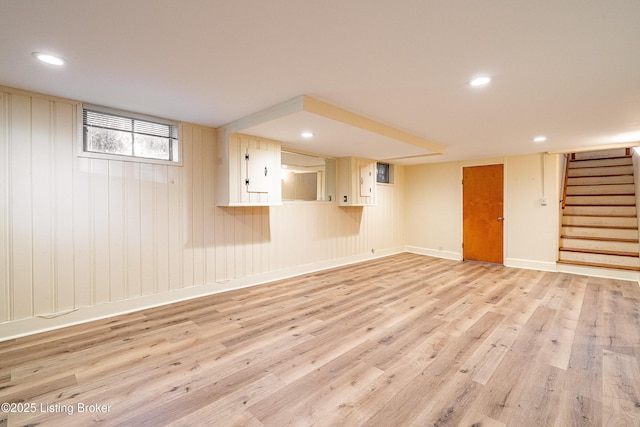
[558,148,640,271]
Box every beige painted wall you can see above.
[0,85,570,340]
[0,87,404,336]
[405,153,560,270]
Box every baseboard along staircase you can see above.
[558,148,640,271]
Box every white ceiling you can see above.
[1,1,639,164]
[242,109,432,161]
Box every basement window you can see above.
[82,105,180,165]
[377,162,393,184]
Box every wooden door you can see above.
[463,164,504,264]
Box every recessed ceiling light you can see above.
[32,52,65,66]
[469,76,491,87]
[533,136,547,143]
[612,131,640,143]
[301,131,314,139]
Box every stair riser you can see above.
[560,238,640,253]
[559,251,640,268]
[569,157,633,169]
[561,226,639,240]
[573,149,628,160]
[560,150,639,271]
[562,216,639,227]
[568,165,634,177]
[569,157,632,168]
[563,206,637,216]
[568,175,634,185]
[566,184,635,196]
[565,195,636,205]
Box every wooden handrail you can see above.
[561,153,571,209]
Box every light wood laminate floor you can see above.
[1,253,640,426]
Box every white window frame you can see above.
[78,104,182,166]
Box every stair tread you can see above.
[570,155,631,161]
[562,214,638,218]
[561,151,639,269]
[570,163,632,168]
[566,193,636,196]
[569,155,631,163]
[559,247,640,257]
[560,235,640,243]
[561,224,638,230]
[568,174,634,178]
[565,206,635,208]
[567,182,634,185]
[556,259,640,271]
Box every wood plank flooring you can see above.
[1,253,640,426]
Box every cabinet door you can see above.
[359,162,374,198]
[246,146,274,193]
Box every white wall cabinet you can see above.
[337,157,377,206]
[216,133,282,206]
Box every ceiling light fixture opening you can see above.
[469,76,491,87]
[301,131,314,139]
[32,52,65,66]
[533,136,547,143]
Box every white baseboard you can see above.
[504,258,557,272]
[405,246,462,261]
[5,246,638,342]
[556,263,640,283]
[0,248,404,342]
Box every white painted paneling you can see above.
[181,126,194,288]
[0,87,407,337]
[167,164,184,291]
[108,161,125,302]
[202,127,216,285]
[73,156,92,308]
[10,93,33,320]
[124,162,142,299]
[31,98,54,315]
[139,162,155,296]
[53,102,76,313]
[154,165,170,294]
[91,159,110,305]
[0,92,8,322]
[191,128,205,287]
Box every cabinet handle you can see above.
[264,166,268,176]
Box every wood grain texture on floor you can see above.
[1,253,639,426]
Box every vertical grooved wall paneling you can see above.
[0,92,8,322]
[154,164,169,294]
[124,161,142,299]
[191,127,205,287]
[0,87,406,328]
[31,97,54,315]
[10,93,33,320]
[181,124,194,288]
[54,101,75,313]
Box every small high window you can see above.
[82,105,180,164]
[376,162,391,184]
